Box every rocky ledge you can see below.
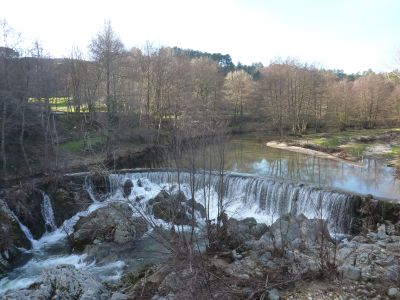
[71,202,148,252]
[2,265,118,300]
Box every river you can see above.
[223,134,400,201]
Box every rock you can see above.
[90,173,110,196]
[225,218,270,249]
[271,214,330,250]
[3,265,110,299]
[268,288,280,300]
[236,273,250,280]
[50,187,92,228]
[71,202,147,251]
[259,251,272,263]
[341,264,361,280]
[388,288,399,299]
[111,292,129,300]
[148,191,206,226]
[4,187,45,239]
[151,195,190,226]
[250,223,269,239]
[377,224,388,239]
[186,199,206,218]
[123,179,133,198]
[337,235,400,281]
[286,250,320,275]
[0,199,30,275]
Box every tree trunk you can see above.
[20,105,32,174]
[1,101,7,175]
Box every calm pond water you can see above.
[224,134,400,201]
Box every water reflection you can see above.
[225,136,400,201]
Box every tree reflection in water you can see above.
[225,136,400,201]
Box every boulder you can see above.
[2,264,110,299]
[388,287,399,299]
[47,186,92,227]
[270,214,331,250]
[71,202,147,251]
[4,187,45,239]
[0,199,31,276]
[123,179,133,198]
[148,191,206,226]
[186,199,206,218]
[225,217,269,249]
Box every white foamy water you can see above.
[41,193,57,232]
[110,170,353,233]
[0,190,123,295]
[1,170,354,295]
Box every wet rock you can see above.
[151,194,190,226]
[148,191,206,226]
[123,179,133,198]
[4,187,45,239]
[71,202,147,251]
[90,173,110,196]
[3,264,110,299]
[137,179,143,187]
[48,187,92,227]
[0,199,31,275]
[186,199,206,218]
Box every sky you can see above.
[1,0,399,73]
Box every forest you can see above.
[1,20,400,177]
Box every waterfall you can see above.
[41,193,57,232]
[7,209,37,248]
[84,177,98,203]
[109,170,354,233]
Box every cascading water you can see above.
[1,169,355,295]
[40,193,57,232]
[109,170,354,233]
[0,187,122,295]
[8,210,37,248]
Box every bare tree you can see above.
[89,21,124,155]
[223,69,253,131]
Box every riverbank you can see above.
[266,141,364,166]
[266,128,400,172]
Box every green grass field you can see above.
[60,136,103,153]
[28,97,107,113]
